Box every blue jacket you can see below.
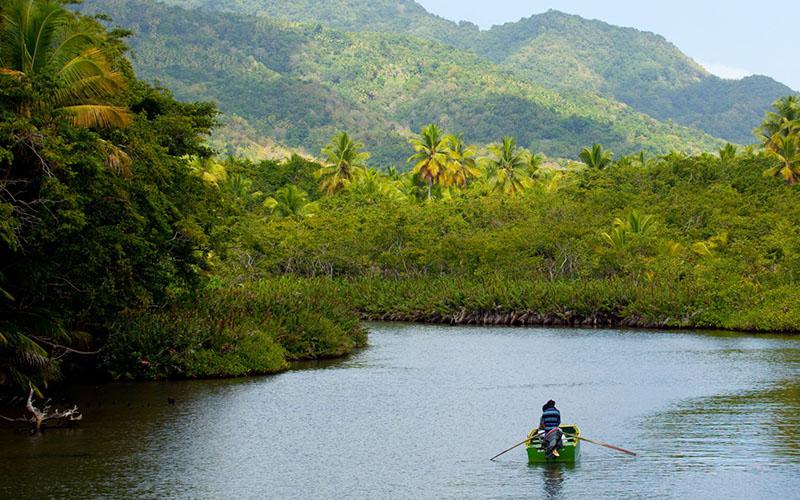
[540,407,561,431]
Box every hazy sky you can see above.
[417,0,799,90]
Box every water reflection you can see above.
[535,463,575,499]
[645,378,800,462]
[643,343,800,465]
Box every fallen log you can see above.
[0,387,82,434]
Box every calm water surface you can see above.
[1,324,799,499]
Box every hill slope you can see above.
[142,0,796,145]
[81,0,724,165]
[468,10,796,144]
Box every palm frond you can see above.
[27,0,68,73]
[0,68,25,78]
[0,1,132,129]
[53,71,127,106]
[60,104,133,129]
[98,139,133,177]
[7,330,50,370]
[47,31,94,72]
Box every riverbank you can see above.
[97,274,799,382]
[100,278,366,381]
[335,276,800,333]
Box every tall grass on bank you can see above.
[102,278,366,380]
[102,274,800,382]
[332,276,800,332]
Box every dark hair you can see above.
[542,400,556,411]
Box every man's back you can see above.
[540,403,561,431]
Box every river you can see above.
[1,324,799,499]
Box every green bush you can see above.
[101,278,366,380]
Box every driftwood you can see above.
[0,387,82,433]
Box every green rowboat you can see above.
[526,424,581,464]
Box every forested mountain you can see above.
[468,11,796,145]
[155,0,466,40]
[112,0,795,148]
[78,0,733,165]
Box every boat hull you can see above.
[526,424,581,464]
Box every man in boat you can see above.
[539,400,563,458]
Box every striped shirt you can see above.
[540,407,561,431]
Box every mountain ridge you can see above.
[80,0,729,165]
[144,0,795,145]
[77,0,795,164]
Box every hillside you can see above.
[138,0,796,146]
[80,0,725,165]
[468,11,797,145]
[155,0,465,40]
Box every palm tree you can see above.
[718,143,738,164]
[444,134,481,188]
[408,123,449,199]
[225,174,254,199]
[763,133,800,185]
[601,210,655,248]
[348,167,405,201]
[539,170,564,194]
[0,0,132,128]
[757,96,800,144]
[188,156,227,185]
[0,323,60,395]
[623,211,656,234]
[316,132,369,195]
[757,97,800,184]
[264,185,314,218]
[579,144,614,170]
[601,225,629,249]
[487,136,530,195]
[527,152,543,177]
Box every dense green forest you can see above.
[76,0,734,165]
[85,0,796,148]
[0,1,364,392]
[2,1,800,398]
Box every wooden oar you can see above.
[564,433,637,456]
[490,431,542,461]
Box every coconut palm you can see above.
[0,0,132,128]
[527,152,543,177]
[188,156,227,186]
[601,225,629,249]
[763,133,800,185]
[539,170,564,194]
[579,144,614,170]
[602,210,655,248]
[623,210,656,234]
[718,143,738,164]
[349,167,405,201]
[264,185,314,218]
[487,136,530,195]
[444,134,481,188]
[316,132,369,195]
[757,96,800,144]
[408,123,449,199]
